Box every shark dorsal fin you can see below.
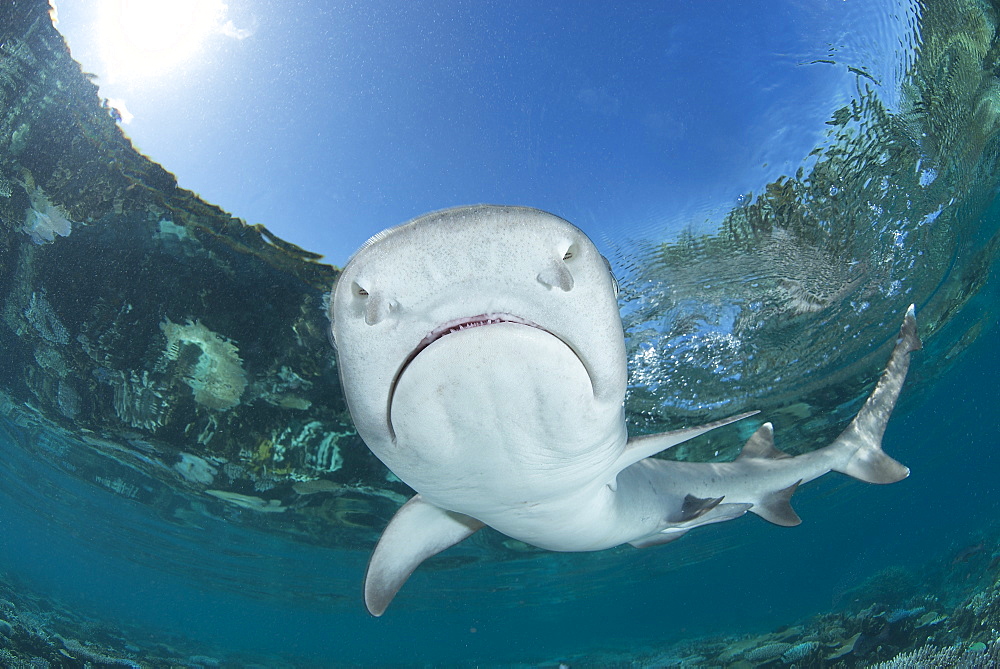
[735,423,790,461]
[750,479,803,526]
[614,411,759,476]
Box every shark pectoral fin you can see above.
[629,529,689,548]
[364,494,484,617]
[669,494,724,523]
[615,410,760,474]
[751,480,803,527]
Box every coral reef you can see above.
[21,185,74,244]
[112,370,170,431]
[868,641,997,668]
[0,0,387,543]
[0,570,297,668]
[539,527,1000,668]
[174,452,218,485]
[22,291,68,346]
[160,318,247,411]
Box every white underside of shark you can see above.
[330,205,920,616]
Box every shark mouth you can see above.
[386,313,547,440]
[397,313,549,385]
[412,313,543,357]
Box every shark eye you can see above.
[563,250,574,261]
[353,282,369,297]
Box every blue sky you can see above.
[52,0,915,265]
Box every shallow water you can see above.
[2,0,1000,666]
[2,330,999,665]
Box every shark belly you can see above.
[388,322,626,544]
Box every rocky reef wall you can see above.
[0,0,402,540]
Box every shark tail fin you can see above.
[839,443,910,484]
[832,304,920,485]
[364,495,483,616]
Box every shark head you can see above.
[330,205,627,458]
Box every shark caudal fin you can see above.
[364,495,483,616]
[832,304,921,484]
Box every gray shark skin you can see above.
[330,205,920,616]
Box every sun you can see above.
[96,0,229,82]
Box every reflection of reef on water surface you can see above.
[0,1,404,544]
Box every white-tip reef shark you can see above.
[330,205,920,616]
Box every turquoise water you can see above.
[2,317,999,665]
[3,0,1000,666]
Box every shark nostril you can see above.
[365,294,399,325]
[537,260,574,291]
